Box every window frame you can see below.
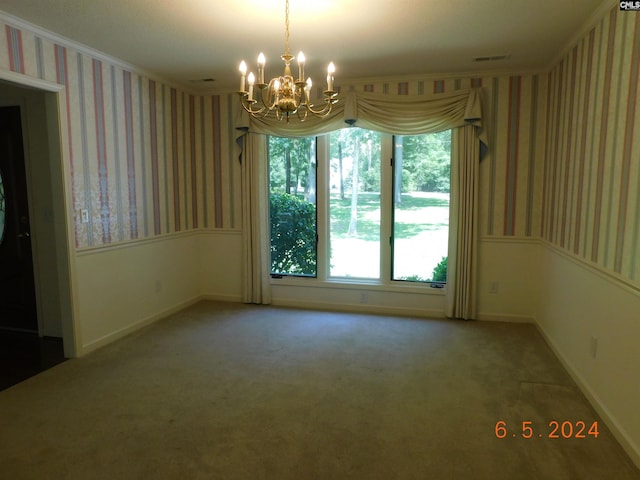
[268,135,319,279]
[268,129,449,294]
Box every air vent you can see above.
[473,54,510,62]
[189,78,216,83]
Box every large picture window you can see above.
[268,128,451,284]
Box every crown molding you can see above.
[0,9,201,95]
[546,0,618,70]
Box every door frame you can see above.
[0,70,78,358]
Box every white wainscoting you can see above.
[73,229,243,355]
[476,237,540,323]
[536,242,640,468]
[74,232,202,354]
[199,229,243,303]
[71,234,544,354]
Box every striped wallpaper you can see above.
[345,74,547,239]
[6,6,633,264]
[1,19,239,250]
[543,6,640,285]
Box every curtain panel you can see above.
[447,125,480,319]
[240,135,272,304]
[235,87,486,318]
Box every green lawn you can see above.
[330,192,449,240]
[329,192,450,280]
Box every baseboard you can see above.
[535,321,640,470]
[200,293,243,303]
[79,295,203,356]
[476,312,535,323]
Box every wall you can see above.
[2,17,240,246]
[538,5,640,465]
[263,74,547,320]
[199,230,243,303]
[0,12,241,354]
[75,234,201,353]
[1,8,549,345]
[2,6,550,345]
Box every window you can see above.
[268,128,451,284]
[268,136,317,277]
[392,130,451,283]
[329,128,382,279]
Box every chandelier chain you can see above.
[284,0,290,56]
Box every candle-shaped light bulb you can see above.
[327,62,335,91]
[247,72,255,100]
[297,52,305,82]
[305,77,312,101]
[239,61,247,92]
[257,53,265,84]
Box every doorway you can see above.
[0,106,38,332]
[0,104,67,389]
[0,79,74,387]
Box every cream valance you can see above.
[235,87,487,149]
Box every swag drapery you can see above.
[236,87,487,319]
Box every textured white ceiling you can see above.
[0,0,611,93]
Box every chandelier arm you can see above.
[296,107,309,122]
[303,97,335,116]
[241,101,265,115]
[240,101,266,116]
[249,93,279,119]
[238,92,273,118]
[259,81,280,111]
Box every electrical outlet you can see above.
[359,292,368,304]
[81,209,89,224]
[489,282,499,294]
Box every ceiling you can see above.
[1,0,609,93]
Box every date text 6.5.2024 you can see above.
[495,421,599,439]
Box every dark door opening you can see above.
[0,106,38,332]
[0,104,65,389]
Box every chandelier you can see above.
[237,0,338,122]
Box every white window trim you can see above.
[270,131,446,298]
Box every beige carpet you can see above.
[0,301,638,479]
